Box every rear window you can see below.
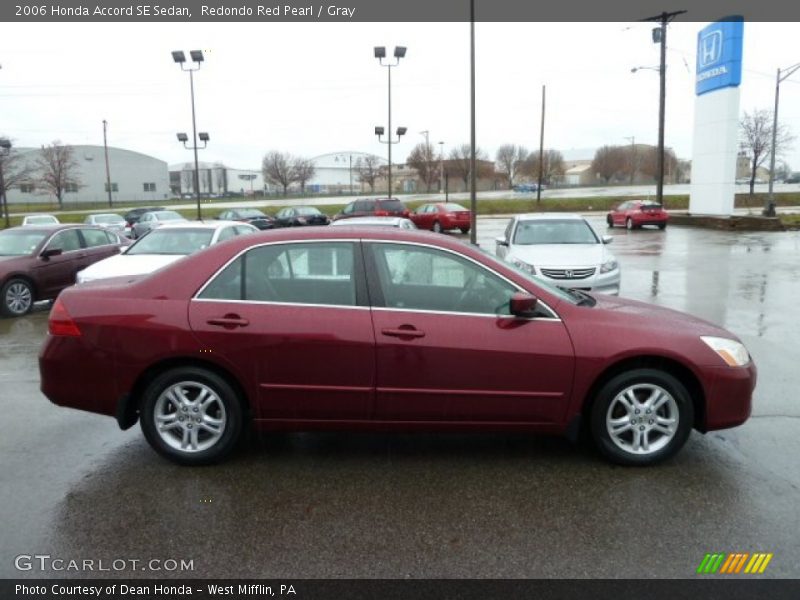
[126,228,214,255]
[443,203,469,212]
[640,202,663,209]
[376,199,405,212]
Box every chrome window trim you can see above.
[191,297,370,311]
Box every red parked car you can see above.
[0,224,125,317]
[333,197,410,221]
[607,200,669,230]
[40,227,755,466]
[409,202,472,234]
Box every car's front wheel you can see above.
[140,367,244,465]
[1,278,34,317]
[606,215,614,227]
[432,220,443,233]
[626,217,634,230]
[590,368,694,466]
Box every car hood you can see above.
[78,253,184,282]
[509,243,610,267]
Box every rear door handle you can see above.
[381,327,425,339]
[207,315,250,329]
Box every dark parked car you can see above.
[409,202,471,234]
[131,210,187,238]
[273,206,330,227]
[217,208,275,230]
[607,200,669,230]
[40,227,755,467]
[0,225,124,317]
[785,173,800,184]
[123,207,166,227]
[333,197,410,221]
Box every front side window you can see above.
[199,242,357,307]
[369,243,517,315]
[47,229,82,253]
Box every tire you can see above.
[658,223,667,230]
[1,278,34,317]
[432,220,443,233]
[626,218,634,230]
[606,215,614,228]
[460,227,470,235]
[589,368,694,466]
[140,367,244,465]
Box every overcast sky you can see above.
[1,21,799,170]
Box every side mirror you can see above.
[41,248,63,260]
[602,235,613,244]
[495,236,508,247]
[510,292,538,318]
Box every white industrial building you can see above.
[307,151,387,193]
[5,145,170,205]
[169,161,267,197]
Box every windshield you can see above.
[377,200,405,212]
[94,214,124,224]
[25,216,57,224]
[475,247,580,306]
[126,228,214,255]
[513,219,599,245]
[238,209,266,218]
[295,207,322,216]
[0,230,48,256]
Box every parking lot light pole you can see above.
[766,62,800,217]
[438,141,445,196]
[375,126,407,194]
[0,138,10,229]
[176,132,210,220]
[374,46,406,197]
[172,50,207,221]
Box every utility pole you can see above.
[420,130,431,192]
[766,62,800,216]
[102,120,113,208]
[537,84,546,203]
[642,9,687,209]
[469,0,477,244]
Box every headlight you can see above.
[700,336,750,367]
[510,256,536,275]
[600,259,619,273]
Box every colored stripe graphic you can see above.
[698,552,773,574]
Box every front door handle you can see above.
[207,315,250,329]
[381,327,425,339]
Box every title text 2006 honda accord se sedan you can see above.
[39,227,756,466]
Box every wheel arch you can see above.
[116,357,252,430]
[578,355,706,436]
[2,273,39,301]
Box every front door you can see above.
[365,242,575,424]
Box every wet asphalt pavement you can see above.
[1,216,799,579]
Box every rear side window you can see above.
[199,242,357,307]
[80,228,113,248]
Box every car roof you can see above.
[5,223,96,233]
[514,213,586,221]
[150,220,249,231]
[331,216,406,225]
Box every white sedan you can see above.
[495,213,620,295]
[77,221,257,284]
[330,216,417,229]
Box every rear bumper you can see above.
[700,361,757,431]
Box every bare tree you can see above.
[262,151,296,196]
[495,144,528,189]
[638,146,678,184]
[406,142,438,192]
[292,157,316,194]
[447,144,490,190]
[0,141,34,224]
[214,163,227,195]
[522,149,566,185]
[37,142,82,208]
[356,155,381,192]
[591,146,627,183]
[739,109,794,196]
[181,169,194,195]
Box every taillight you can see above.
[49,298,81,337]
[402,209,410,217]
[375,210,389,216]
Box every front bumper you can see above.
[535,269,621,296]
[700,361,757,431]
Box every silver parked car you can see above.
[131,210,186,238]
[496,213,621,295]
[84,213,127,236]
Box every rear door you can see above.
[189,240,376,421]
[78,228,121,269]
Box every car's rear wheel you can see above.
[590,368,693,466]
[1,278,34,317]
[432,220,443,233]
[626,217,634,230]
[606,215,614,227]
[460,227,470,234]
[140,367,244,465]
[658,223,667,230]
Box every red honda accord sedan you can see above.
[39,227,755,466]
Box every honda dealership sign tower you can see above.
[689,17,744,215]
